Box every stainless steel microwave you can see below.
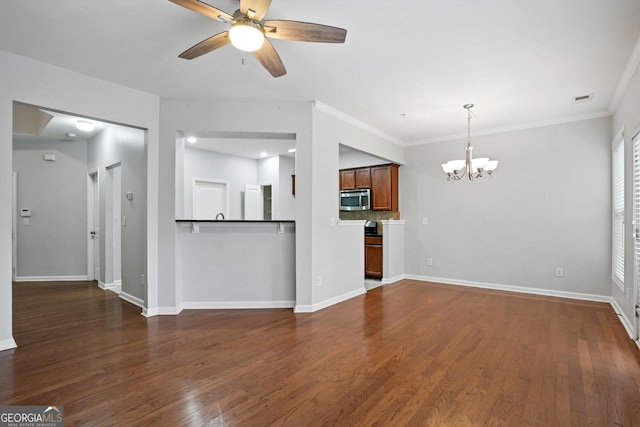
[340,189,371,211]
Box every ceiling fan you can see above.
[169,0,347,78]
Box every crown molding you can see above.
[609,35,640,113]
[405,111,612,146]
[313,101,406,146]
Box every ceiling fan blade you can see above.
[179,31,230,59]
[169,0,233,22]
[263,20,347,43]
[240,0,272,21]
[253,38,286,78]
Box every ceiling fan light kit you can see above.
[229,17,265,52]
[441,104,499,181]
[169,0,347,77]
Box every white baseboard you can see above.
[100,280,122,295]
[609,298,636,339]
[381,274,404,286]
[152,305,184,315]
[119,291,144,309]
[182,301,295,310]
[14,275,89,282]
[0,338,17,352]
[295,287,366,313]
[405,274,612,303]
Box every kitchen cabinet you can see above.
[340,170,355,190]
[340,167,371,190]
[371,164,399,211]
[365,236,383,279]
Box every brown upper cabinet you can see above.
[371,164,399,211]
[339,163,399,211]
[340,167,371,190]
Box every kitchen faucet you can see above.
[215,212,224,220]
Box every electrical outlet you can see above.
[427,258,433,266]
[555,267,564,278]
[422,217,428,225]
[317,276,322,286]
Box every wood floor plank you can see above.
[2,280,640,426]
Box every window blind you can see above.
[613,136,624,288]
[633,132,640,297]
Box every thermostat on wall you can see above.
[20,209,31,217]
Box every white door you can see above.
[194,180,227,219]
[244,184,263,220]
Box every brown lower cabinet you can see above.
[365,236,383,278]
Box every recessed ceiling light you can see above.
[75,120,95,132]
[260,152,268,157]
[288,148,296,153]
[186,136,197,143]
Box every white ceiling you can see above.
[1,0,639,144]
[178,130,296,159]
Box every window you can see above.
[612,133,625,289]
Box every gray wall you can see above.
[176,223,295,307]
[402,117,611,297]
[13,139,88,278]
[88,125,147,302]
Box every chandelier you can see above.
[441,104,499,180]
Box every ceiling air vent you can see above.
[572,93,593,104]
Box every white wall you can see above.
[611,60,640,332]
[88,125,147,302]
[183,147,257,219]
[159,98,313,310]
[402,117,611,298]
[306,104,405,310]
[13,139,88,279]
[0,50,160,350]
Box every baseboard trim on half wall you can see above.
[294,287,366,313]
[0,338,17,352]
[119,291,144,309]
[13,275,89,282]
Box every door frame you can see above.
[192,178,229,220]
[11,172,17,281]
[87,169,99,282]
[105,163,122,293]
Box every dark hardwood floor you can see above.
[2,280,640,426]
